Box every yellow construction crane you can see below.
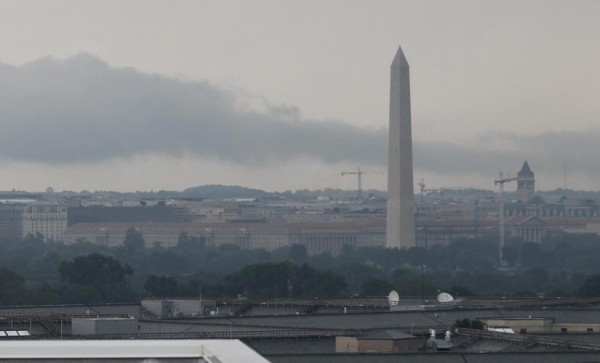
[341,166,384,201]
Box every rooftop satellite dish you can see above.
[388,290,400,306]
[437,292,454,303]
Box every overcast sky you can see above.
[0,0,599,193]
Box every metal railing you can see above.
[74,328,364,340]
[455,328,600,351]
[71,324,449,340]
[0,313,131,320]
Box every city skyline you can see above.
[1,1,599,192]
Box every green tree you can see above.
[449,285,476,297]
[577,275,600,297]
[58,253,134,303]
[0,268,27,305]
[226,261,288,298]
[176,232,205,251]
[294,263,346,298]
[123,227,146,252]
[289,244,308,265]
[502,244,519,266]
[523,267,549,291]
[144,275,181,297]
[338,263,387,295]
[226,261,347,299]
[360,277,392,296]
[520,242,543,267]
[59,253,133,285]
[23,232,45,244]
[177,232,190,247]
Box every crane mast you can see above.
[494,172,517,264]
[341,166,384,201]
[418,178,443,195]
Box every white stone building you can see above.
[22,203,68,242]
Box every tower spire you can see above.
[386,46,416,248]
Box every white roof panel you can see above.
[0,340,269,362]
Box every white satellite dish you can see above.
[388,290,400,306]
[436,292,454,303]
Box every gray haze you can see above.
[1,55,598,191]
[0,1,599,192]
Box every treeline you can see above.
[2,229,600,305]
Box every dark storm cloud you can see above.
[0,54,387,165]
[0,54,598,181]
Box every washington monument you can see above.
[386,46,416,248]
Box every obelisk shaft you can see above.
[386,46,416,248]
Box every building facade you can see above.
[22,203,68,242]
[0,203,26,240]
[64,220,387,255]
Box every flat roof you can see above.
[0,340,269,362]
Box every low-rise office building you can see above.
[64,220,386,255]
